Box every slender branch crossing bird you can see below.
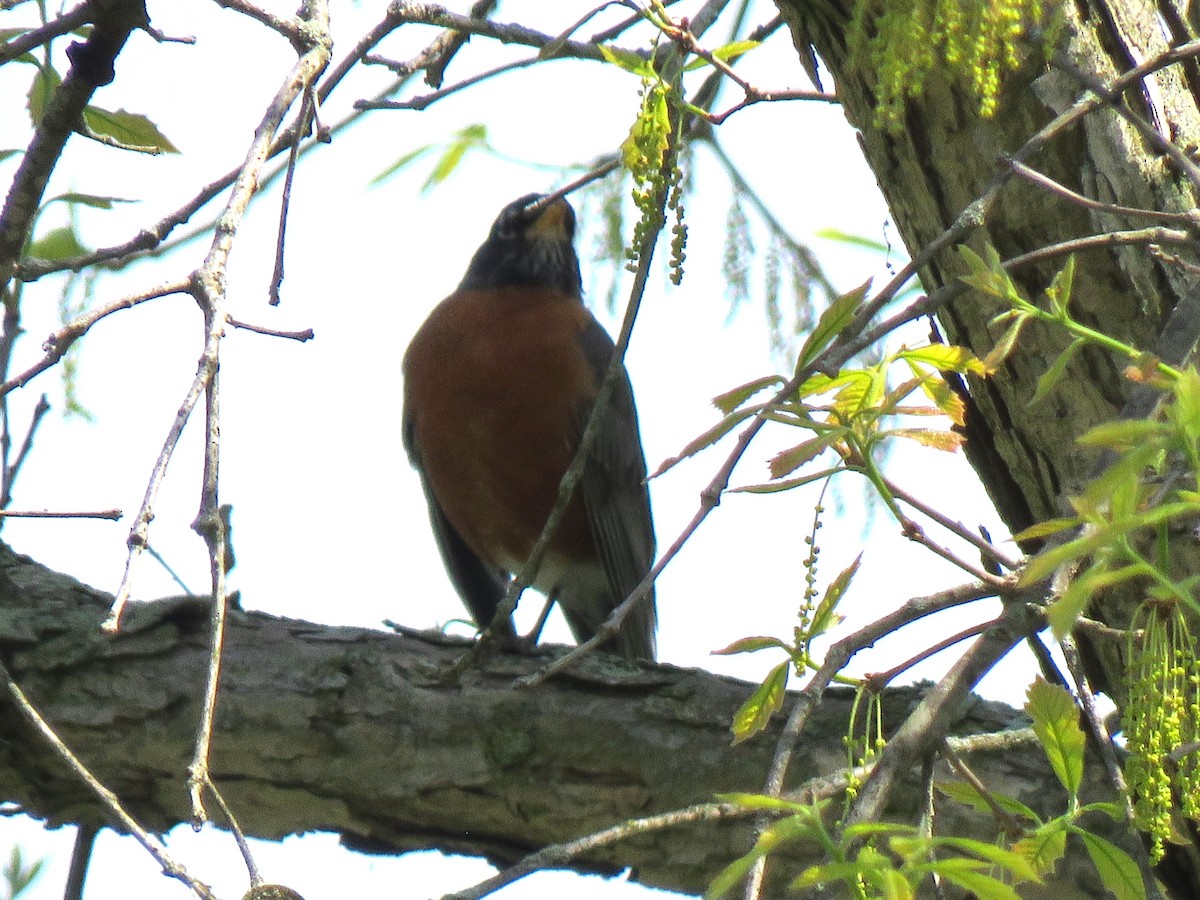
[402,194,657,660]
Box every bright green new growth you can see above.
[1123,604,1200,862]
[847,0,1057,131]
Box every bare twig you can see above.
[884,474,1020,571]
[0,507,120,519]
[1,661,218,900]
[0,393,50,513]
[843,597,1040,827]
[1008,158,1200,226]
[0,3,91,66]
[212,0,304,43]
[268,87,316,306]
[0,279,191,398]
[227,316,315,341]
[207,781,263,888]
[181,0,333,830]
[938,739,1025,835]
[867,619,993,689]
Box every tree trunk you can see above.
[777,0,1200,691]
[0,541,1126,898]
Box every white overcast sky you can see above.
[3,1,1033,897]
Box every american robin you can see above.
[402,193,657,660]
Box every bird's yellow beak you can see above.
[527,198,572,240]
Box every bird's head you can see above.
[458,193,583,297]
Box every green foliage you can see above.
[1122,603,1200,861]
[715,544,861,743]
[370,123,492,190]
[963,243,1200,862]
[847,0,1061,131]
[707,679,1146,899]
[2,846,43,900]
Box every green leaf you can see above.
[796,280,870,371]
[26,225,88,261]
[1026,678,1085,797]
[732,466,843,494]
[769,434,837,478]
[935,837,1041,882]
[81,106,179,154]
[816,227,890,252]
[369,143,434,185]
[935,779,1040,823]
[598,43,654,77]
[896,344,986,376]
[706,851,758,900]
[808,553,861,640]
[908,366,966,424]
[421,125,488,192]
[0,149,21,165]
[1044,254,1076,319]
[1030,338,1084,406]
[1012,516,1080,542]
[935,867,1021,900]
[711,635,792,655]
[1076,417,1166,449]
[983,314,1028,369]
[712,375,784,414]
[651,406,759,478]
[1076,829,1146,900]
[881,428,965,452]
[1046,563,1141,638]
[44,192,135,210]
[1013,821,1068,876]
[731,660,789,744]
[683,39,761,71]
[28,63,61,126]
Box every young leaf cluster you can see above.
[963,244,1200,871]
[709,680,1143,900]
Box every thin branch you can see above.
[0,0,146,292]
[207,781,262,888]
[1,661,218,900]
[211,0,304,44]
[268,88,315,306]
[867,619,993,689]
[0,278,191,399]
[226,316,315,341]
[897,518,1009,585]
[884,474,1020,571]
[360,56,541,110]
[181,0,332,831]
[0,393,49,512]
[0,3,91,66]
[0,507,120,519]
[843,596,1041,827]
[938,739,1025,835]
[1007,158,1200,226]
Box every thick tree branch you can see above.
[0,542,1134,898]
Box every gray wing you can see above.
[573,316,657,660]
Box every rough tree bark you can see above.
[778,0,1200,694]
[0,542,1127,898]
